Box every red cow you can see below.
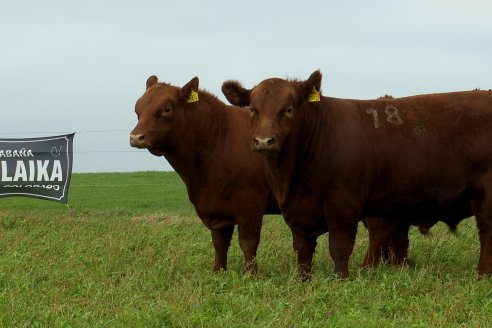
[130,76,279,275]
[222,71,488,278]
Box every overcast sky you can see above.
[1,0,491,172]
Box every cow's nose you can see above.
[130,133,145,148]
[253,137,274,151]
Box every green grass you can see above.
[1,171,491,327]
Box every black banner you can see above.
[0,134,74,203]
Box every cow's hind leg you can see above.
[471,176,492,276]
[475,207,492,276]
[211,225,235,272]
[388,222,410,265]
[362,217,395,267]
[477,218,492,276]
[292,231,317,280]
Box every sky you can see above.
[1,0,491,173]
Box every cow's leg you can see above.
[388,223,410,265]
[292,231,317,280]
[328,219,358,279]
[471,178,492,276]
[211,225,235,272]
[362,217,394,267]
[237,216,263,276]
[475,209,492,276]
[477,217,492,276]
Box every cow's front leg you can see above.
[237,215,263,276]
[328,219,358,279]
[211,225,234,272]
[292,231,317,280]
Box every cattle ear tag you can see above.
[187,89,199,103]
[308,87,320,102]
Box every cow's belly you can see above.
[365,187,473,222]
[192,195,237,229]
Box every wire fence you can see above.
[0,130,171,191]
[0,130,129,135]
[0,129,147,154]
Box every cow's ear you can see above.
[146,75,158,89]
[222,80,251,107]
[299,70,322,103]
[179,77,200,103]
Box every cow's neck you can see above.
[265,100,336,206]
[163,94,229,201]
[262,150,296,205]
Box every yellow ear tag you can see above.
[308,87,321,102]
[187,89,199,103]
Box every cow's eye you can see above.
[164,105,172,113]
[282,106,294,117]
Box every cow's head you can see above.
[222,70,322,155]
[130,75,199,155]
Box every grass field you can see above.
[1,171,492,327]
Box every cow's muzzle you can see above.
[253,137,276,153]
[130,133,146,148]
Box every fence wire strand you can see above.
[0,130,147,154]
[0,130,169,188]
[0,130,130,135]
